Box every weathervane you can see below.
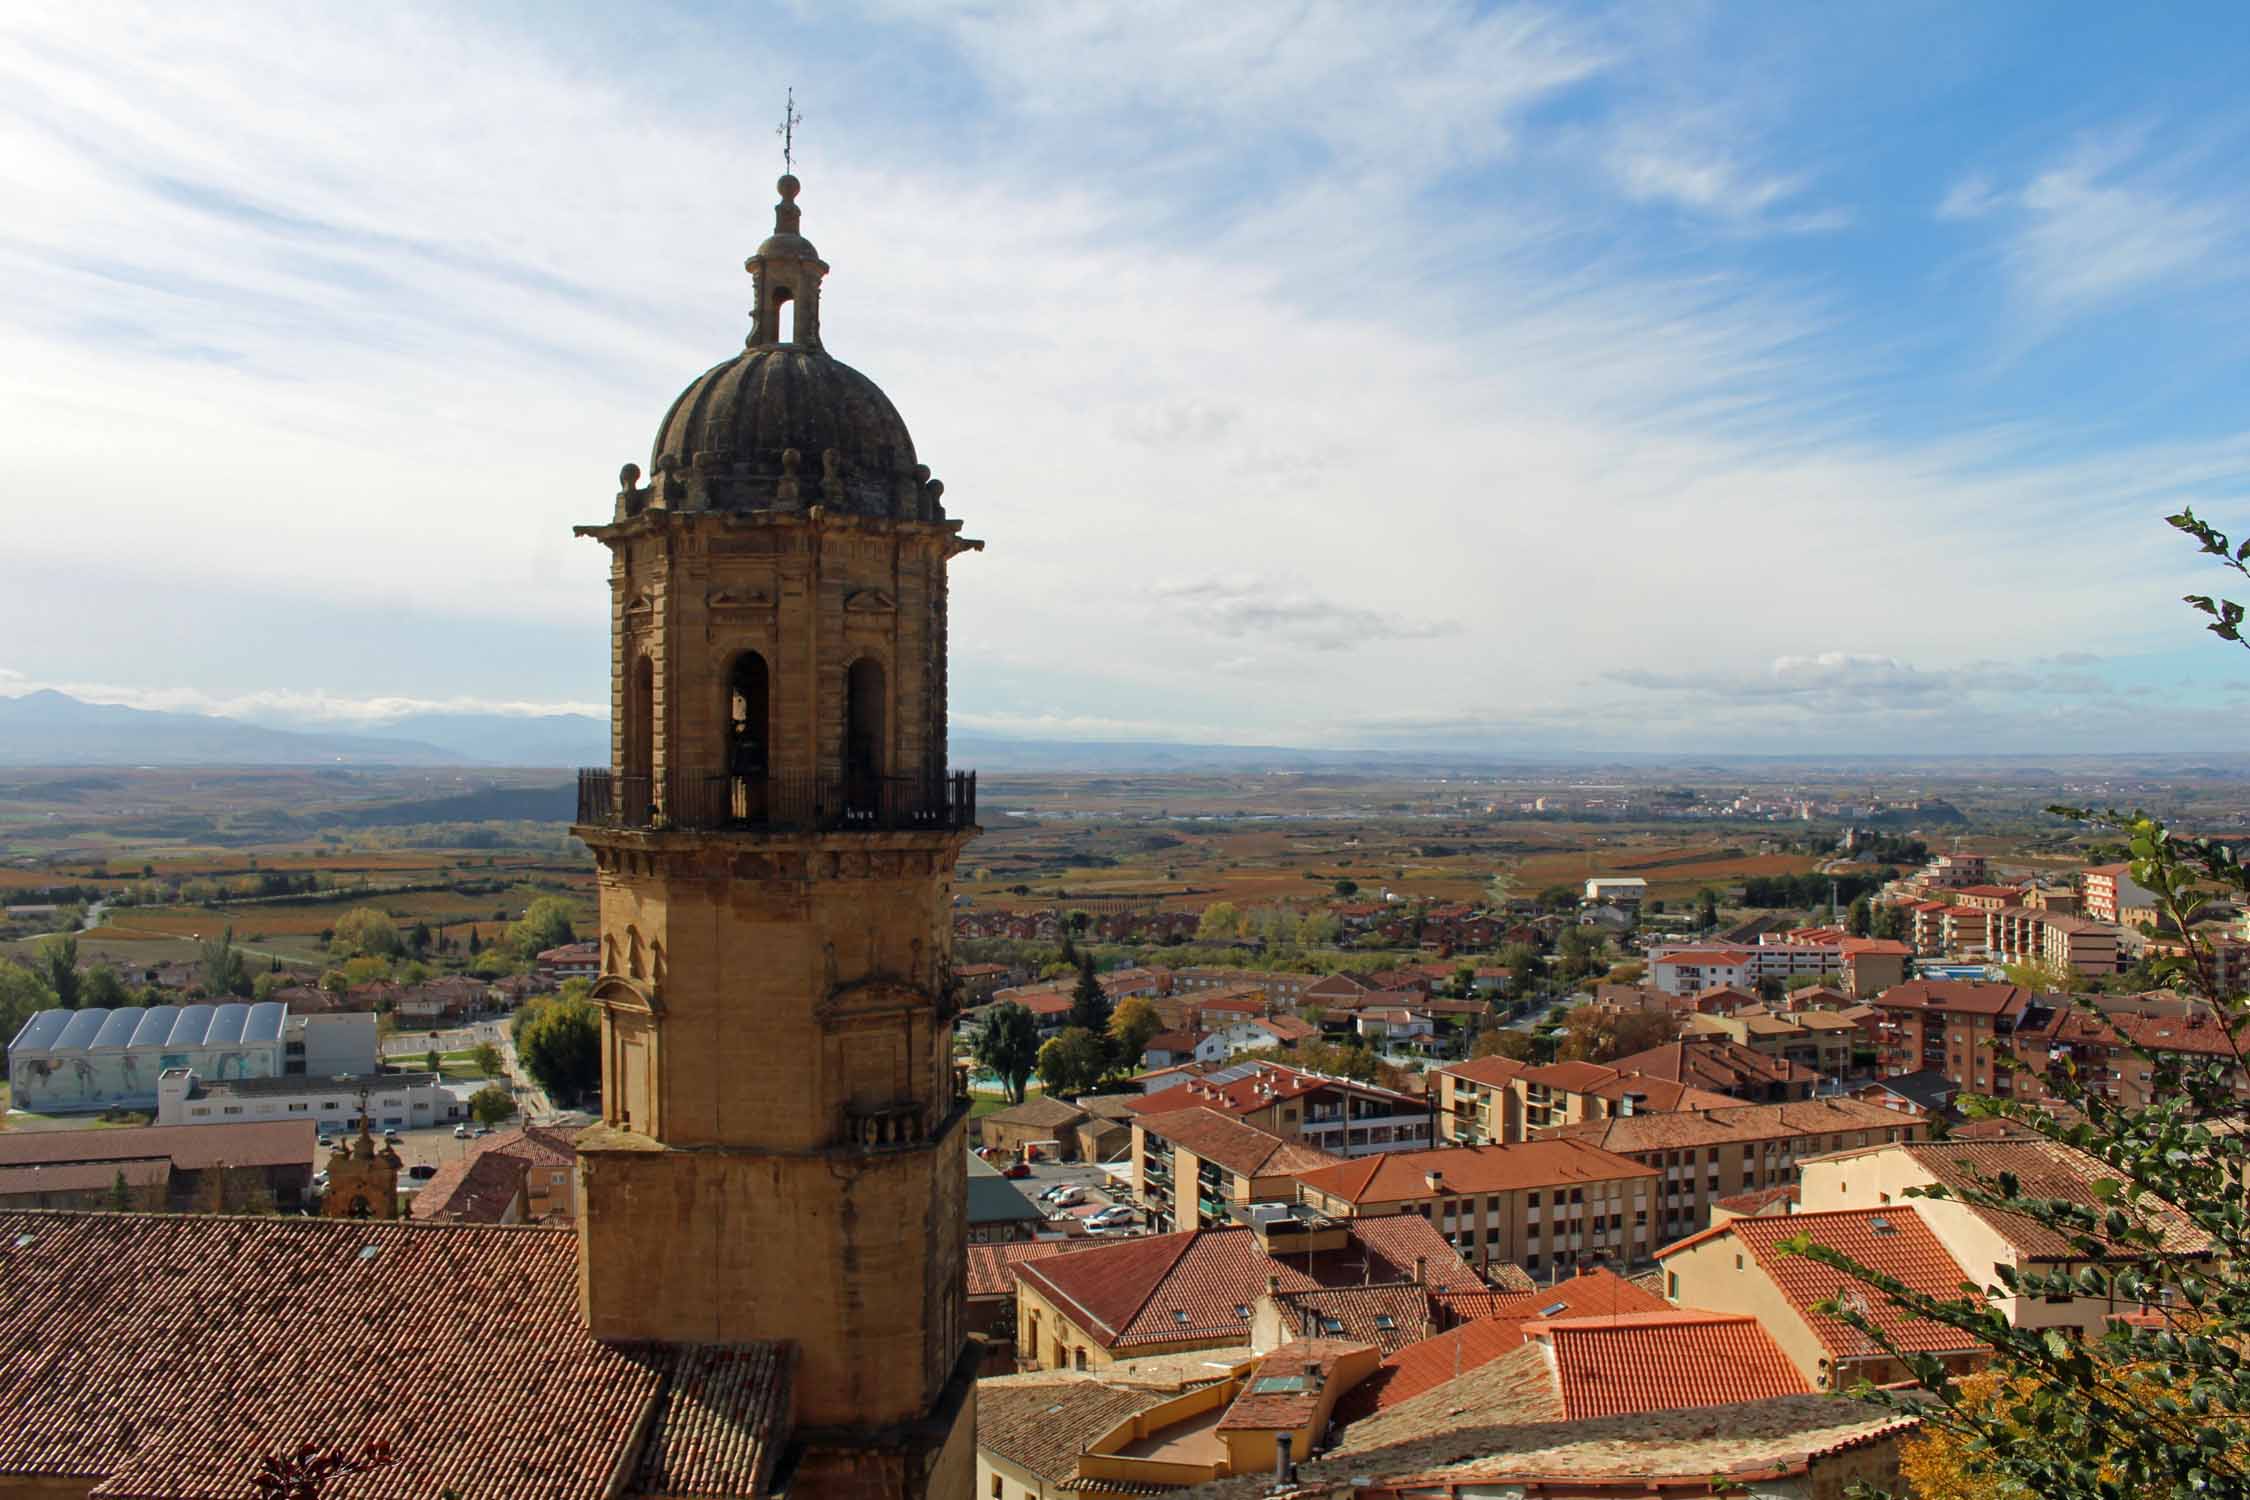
[777,87,802,173]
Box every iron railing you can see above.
[576,767,976,833]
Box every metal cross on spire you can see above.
[777,87,802,173]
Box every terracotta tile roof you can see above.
[1612,1038,1815,1095]
[482,1123,585,1169]
[0,1159,171,1199]
[1342,1341,1564,1440]
[1145,1030,1205,1053]
[1219,1340,1374,1432]
[1019,1220,1482,1351]
[1870,980,2031,1017]
[631,1342,794,1499]
[1714,1182,1799,1217]
[1344,1270,1669,1424]
[1130,1062,1416,1120]
[409,1151,528,1222]
[0,1120,313,1172]
[966,1238,1089,1298]
[1581,1072,1744,1113]
[0,1211,785,1500]
[1136,1108,1341,1179]
[1482,1262,1538,1293]
[1273,1285,1433,1354]
[1543,1097,1910,1154]
[977,1378,1182,1485]
[1435,1057,1529,1089]
[986,1094,1091,1129]
[1895,1138,2212,1259]
[1662,1207,1982,1362]
[1527,1310,1809,1419]
[1307,1395,1914,1496]
[1293,1140,1654,1206]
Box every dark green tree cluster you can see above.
[511,994,600,1104]
[1738,870,1891,909]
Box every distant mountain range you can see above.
[0,691,607,768]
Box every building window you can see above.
[993,1477,1004,1500]
[287,1103,308,1112]
[1668,1272,1680,1299]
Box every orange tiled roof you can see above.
[1293,1139,1654,1207]
[1527,1310,1809,1419]
[0,1120,313,1172]
[966,1238,1089,1298]
[0,1211,787,1500]
[1437,1056,1531,1089]
[1218,1339,1375,1432]
[1543,1097,1910,1154]
[1663,1207,1982,1362]
[1137,1107,1341,1180]
[410,1150,528,1223]
[1018,1219,1481,1351]
[1273,1284,1434,1354]
[1892,1138,2211,1259]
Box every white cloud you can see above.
[0,7,2244,753]
[1937,173,1999,221]
[0,677,601,723]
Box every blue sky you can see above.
[5,1,2250,752]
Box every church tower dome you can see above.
[624,176,943,522]
[572,167,983,1500]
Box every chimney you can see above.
[1424,1169,1445,1194]
[1275,1433,1295,1482]
[1267,1273,1280,1295]
[1414,1255,1427,1286]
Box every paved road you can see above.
[991,1152,1142,1234]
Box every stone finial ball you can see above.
[619,462,642,491]
[778,174,800,200]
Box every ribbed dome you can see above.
[648,347,918,516]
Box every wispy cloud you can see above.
[1153,579,1458,651]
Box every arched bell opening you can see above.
[843,657,887,822]
[726,651,772,824]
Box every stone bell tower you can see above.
[571,173,982,1500]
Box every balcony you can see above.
[577,768,976,834]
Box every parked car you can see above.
[473,1126,491,1137]
[1048,1187,1086,1208]
[1037,1183,1073,1202]
[453,1124,471,1139]
[1086,1206,1135,1228]
[407,1164,438,1181]
[999,1161,1032,1179]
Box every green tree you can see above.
[1869,902,1907,942]
[331,907,403,959]
[1332,878,1359,898]
[1195,902,1241,942]
[1108,995,1162,1066]
[469,1082,518,1127]
[472,1042,504,1077]
[1067,955,1111,1037]
[35,935,80,1011]
[1696,887,1720,929]
[1553,1004,1676,1064]
[1470,1028,1535,1062]
[1297,911,1339,947]
[509,896,578,959]
[972,1002,1040,1104]
[1789,511,2250,1500]
[1846,893,1873,937]
[408,921,432,957]
[516,996,601,1104]
[424,1047,441,1075]
[1035,1027,1106,1098]
[1536,884,1580,913]
[80,964,129,1010]
[201,928,252,999]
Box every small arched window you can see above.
[775,287,795,344]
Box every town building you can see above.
[967,1240,1086,1374]
[1797,1136,2212,1337]
[2081,862,2156,924]
[1659,1207,1991,1389]
[1540,1097,1925,1242]
[156,1067,462,1132]
[1583,877,1648,906]
[1291,1139,1661,1280]
[1130,1060,1433,1158]
[1012,1214,1483,1373]
[1430,1056,1738,1146]
[1609,1036,1818,1103]
[968,1152,1052,1243]
[8,1001,290,1112]
[1132,1107,1340,1233]
[0,1119,315,1212]
[1866,979,2038,1092]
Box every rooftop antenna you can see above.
[776,87,802,174]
